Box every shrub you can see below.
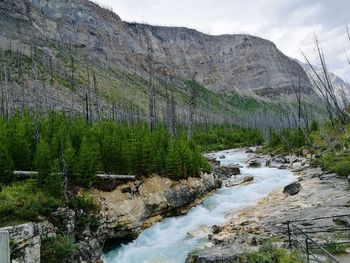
[41,235,77,263]
[244,242,302,263]
[321,153,350,176]
[0,180,62,226]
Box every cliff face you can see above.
[0,173,220,263]
[0,0,313,98]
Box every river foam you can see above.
[104,149,296,263]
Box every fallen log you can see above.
[13,171,38,178]
[95,174,136,180]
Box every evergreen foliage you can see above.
[193,124,264,151]
[0,112,263,226]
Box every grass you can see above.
[244,242,302,263]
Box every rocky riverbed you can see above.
[187,150,350,262]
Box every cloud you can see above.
[95,0,350,81]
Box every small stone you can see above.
[219,155,225,159]
[212,225,221,234]
[250,237,258,246]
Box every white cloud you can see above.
[95,0,350,81]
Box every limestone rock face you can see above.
[0,173,219,263]
[0,222,56,263]
[186,246,246,263]
[0,0,313,98]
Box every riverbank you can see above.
[187,150,350,262]
[0,172,221,262]
[104,148,297,262]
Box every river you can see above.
[103,149,296,263]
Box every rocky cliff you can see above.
[0,173,220,262]
[0,0,313,97]
[0,0,324,123]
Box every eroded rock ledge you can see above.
[1,173,221,262]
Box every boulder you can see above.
[186,246,247,263]
[241,176,254,184]
[283,182,302,196]
[222,176,254,187]
[207,158,220,167]
[216,165,240,178]
[348,175,350,184]
[245,148,253,153]
[291,162,304,172]
[272,155,287,163]
[247,159,261,168]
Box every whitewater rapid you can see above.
[104,149,296,263]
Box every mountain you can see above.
[0,0,331,128]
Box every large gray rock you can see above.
[247,159,261,168]
[186,246,246,263]
[0,222,56,263]
[283,182,302,196]
[216,165,241,178]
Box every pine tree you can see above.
[34,137,52,185]
[45,159,64,198]
[0,123,13,184]
[76,136,100,187]
[165,140,182,179]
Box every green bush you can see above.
[41,235,77,263]
[321,153,350,176]
[0,180,62,226]
[244,242,302,263]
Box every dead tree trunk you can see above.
[147,43,156,131]
[187,72,197,140]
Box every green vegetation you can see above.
[41,235,77,263]
[193,124,264,152]
[0,180,62,226]
[263,118,350,177]
[244,242,302,263]
[0,112,264,226]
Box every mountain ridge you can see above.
[0,0,343,128]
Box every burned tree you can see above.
[187,72,198,140]
[146,39,156,131]
[302,36,349,126]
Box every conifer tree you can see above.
[165,140,182,179]
[34,137,52,185]
[76,136,100,187]
[0,123,13,184]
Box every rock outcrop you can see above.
[188,153,350,262]
[0,222,56,263]
[0,173,220,262]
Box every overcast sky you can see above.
[96,0,350,81]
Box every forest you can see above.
[0,111,263,227]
